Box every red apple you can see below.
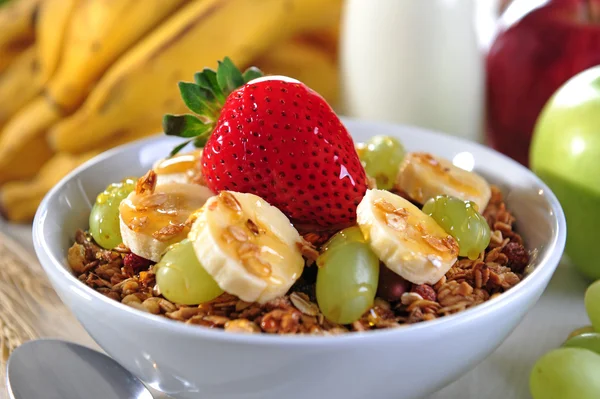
[486,0,600,166]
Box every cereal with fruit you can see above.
[67,58,530,334]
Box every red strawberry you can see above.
[203,80,367,231]
[163,59,367,232]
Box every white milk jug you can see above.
[340,0,496,142]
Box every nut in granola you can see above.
[296,239,319,263]
[225,319,260,333]
[261,308,301,334]
[290,292,319,316]
[401,292,423,306]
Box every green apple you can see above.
[530,66,600,280]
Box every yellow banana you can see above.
[0,0,42,74]
[0,121,164,222]
[0,96,60,178]
[36,0,78,84]
[0,0,186,176]
[253,37,339,108]
[45,0,189,113]
[0,136,53,185]
[0,94,165,177]
[0,151,98,223]
[95,119,165,150]
[300,25,341,61]
[0,101,169,184]
[286,0,343,34]
[49,0,293,154]
[0,46,43,128]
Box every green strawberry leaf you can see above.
[242,67,264,83]
[216,57,245,95]
[169,139,194,157]
[193,136,209,148]
[178,82,220,117]
[163,114,212,138]
[164,58,264,155]
[194,68,225,104]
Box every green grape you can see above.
[155,239,223,305]
[422,195,490,260]
[563,332,600,355]
[585,280,600,331]
[567,325,595,340]
[89,177,136,249]
[530,347,600,399]
[316,226,379,324]
[357,135,405,190]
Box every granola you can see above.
[68,186,529,334]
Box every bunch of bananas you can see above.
[0,0,342,222]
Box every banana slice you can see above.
[357,189,459,285]
[119,174,213,262]
[189,191,304,304]
[395,152,491,211]
[152,149,203,185]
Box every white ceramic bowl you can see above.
[33,119,566,399]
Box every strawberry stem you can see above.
[163,57,263,156]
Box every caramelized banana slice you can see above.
[395,152,491,211]
[152,149,203,185]
[189,191,304,304]
[119,175,213,261]
[357,189,459,285]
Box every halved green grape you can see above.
[316,226,379,324]
[563,332,600,355]
[530,347,600,399]
[585,280,600,332]
[422,195,491,260]
[89,177,136,249]
[357,135,405,190]
[155,239,223,305]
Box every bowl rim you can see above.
[33,117,567,347]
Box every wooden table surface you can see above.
[1,220,590,399]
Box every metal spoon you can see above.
[7,339,153,399]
